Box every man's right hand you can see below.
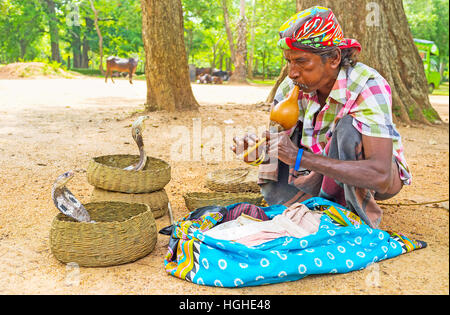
[230,133,265,164]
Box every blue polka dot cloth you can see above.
[164,197,426,287]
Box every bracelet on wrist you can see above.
[294,148,304,171]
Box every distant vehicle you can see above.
[414,38,441,93]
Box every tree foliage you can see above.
[403,0,449,62]
[182,0,295,77]
[0,0,447,79]
[0,0,143,69]
[0,0,45,61]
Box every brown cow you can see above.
[105,56,139,84]
[212,76,223,84]
[195,67,212,77]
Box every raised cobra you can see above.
[51,171,92,222]
[124,115,150,171]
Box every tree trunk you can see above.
[247,0,256,79]
[212,38,223,69]
[266,4,299,98]
[185,28,193,64]
[19,40,27,60]
[72,25,82,68]
[262,49,266,80]
[81,17,94,68]
[439,62,445,80]
[266,63,288,103]
[141,0,199,111]
[221,0,236,66]
[263,60,289,106]
[44,0,61,63]
[81,36,90,68]
[230,0,247,83]
[89,0,104,75]
[218,50,224,70]
[296,0,439,124]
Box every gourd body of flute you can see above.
[241,85,300,160]
[269,85,300,130]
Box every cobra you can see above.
[124,115,150,171]
[51,171,92,222]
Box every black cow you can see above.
[212,70,230,81]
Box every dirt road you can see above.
[0,78,448,294]
[430,95,449,122]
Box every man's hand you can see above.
[264,130,299,166]
[230,133,265,163]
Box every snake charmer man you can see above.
[231,6,411,228]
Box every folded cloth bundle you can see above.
[205,203,322,247]
[223,203,269,222]
[162,198,427,288]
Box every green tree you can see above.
[251,0,296,78]
[403,0,449,59]
[403,0,449,73]
[42,0,62,63]
[61,0,143,69]
[0,0,45,62]
[183,0,224,66]
[182,0,295,76]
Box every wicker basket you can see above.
[87,154,171,193]
[49,201,157,267]
[90,188,169,219]
[205,167,260,193]
[183,192,264,212]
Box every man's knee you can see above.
[259,181,301,206]
[260,182,283,205]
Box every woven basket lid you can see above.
[183,191,263,212]
[49,201,157,267]
[90,187,169,219]
[205,167,260,193]
[87,154,171,193]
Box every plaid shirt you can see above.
[274,62,412,185]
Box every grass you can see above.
[422,108,440,122]
[133,74,146,80]
[247,78,277,86]
[70,68,146,80]
[431,81,449,96]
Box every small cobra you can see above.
[124,115,150,171]
[51,171,92,222]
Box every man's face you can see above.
[283,49,339,94]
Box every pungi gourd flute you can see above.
[242,84,300,164]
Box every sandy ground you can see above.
[0,77,448,295]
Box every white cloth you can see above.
[204,214,262,240]
[204,203,322,246]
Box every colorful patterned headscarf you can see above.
[278,6,361,53]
